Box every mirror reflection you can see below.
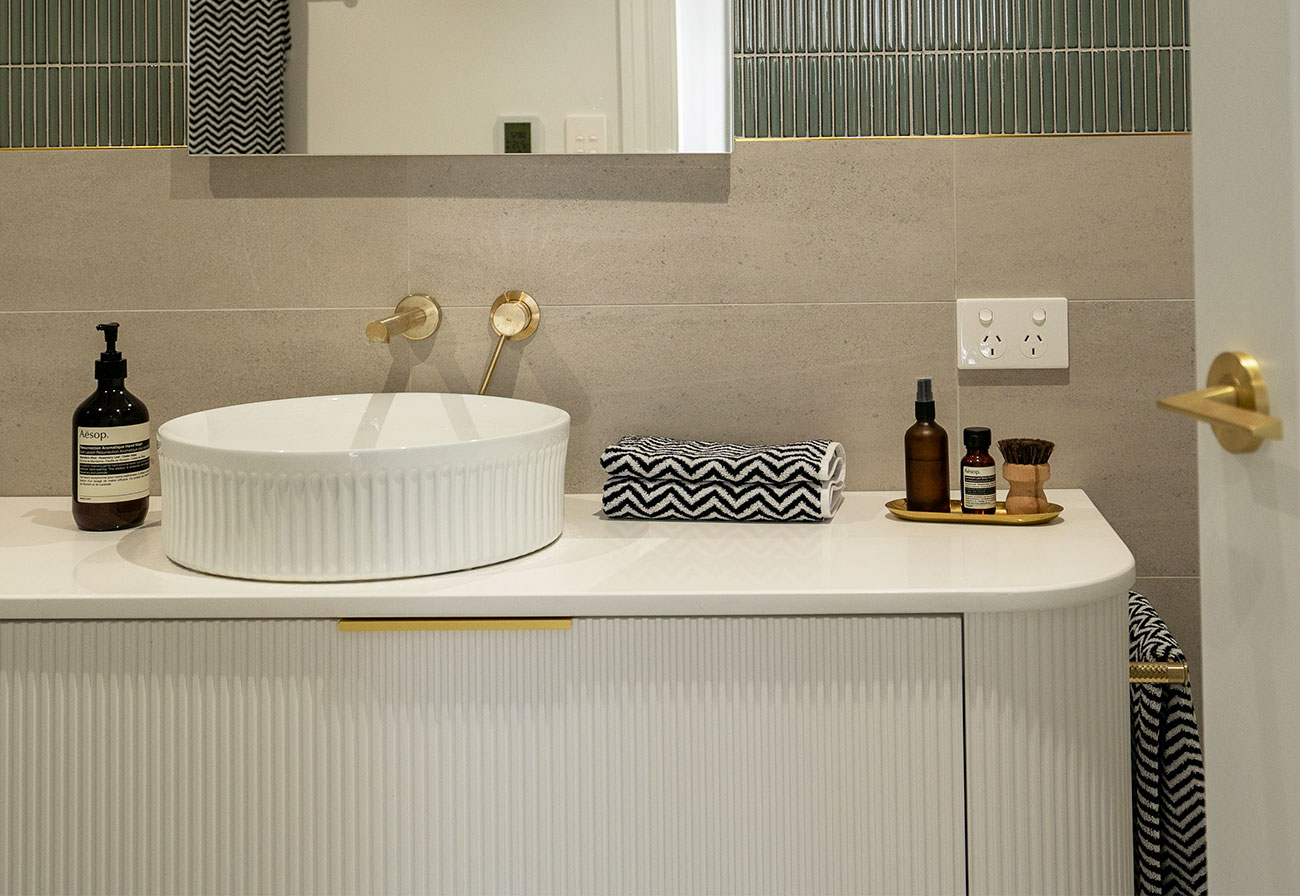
[187,0,732,156]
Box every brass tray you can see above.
[885,498,1062,525]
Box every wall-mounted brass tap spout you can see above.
[366,295,441,344]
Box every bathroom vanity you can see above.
[0,491,1135,896]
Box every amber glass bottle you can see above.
[960,426,996,515]
[904,378,951,512]
[72,323,150,531]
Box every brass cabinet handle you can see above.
[1157,351,1283,453]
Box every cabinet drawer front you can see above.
[0,616,964,896]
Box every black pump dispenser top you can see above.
[914,377,936,420]
[94,321,127,381]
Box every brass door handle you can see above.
[1157,351,1283,453]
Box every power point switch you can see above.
[565,114,607,154]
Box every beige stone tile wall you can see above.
[0,135,1198,660]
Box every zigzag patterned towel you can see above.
[600,436,845,486]
[600,437,845,522]
[188,0,292,154]
[602,477,842,522]
[1128,591,1207,896]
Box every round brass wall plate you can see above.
[396,294,441,340]
[1207,351,1269,453]
[490,291,540,341]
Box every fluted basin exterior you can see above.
[158,393,570,581]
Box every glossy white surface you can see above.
[157,393,570,581]
[0,490,1134,618]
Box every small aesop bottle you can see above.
[960,427,996,515]
[73,322,150,531]
[904,378,951,512]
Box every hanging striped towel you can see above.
[188,0,293,154]
[1128,591,1208,896]
[600,437,845,522]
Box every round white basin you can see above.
[158,393,570,581]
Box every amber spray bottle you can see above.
[72,323,150,531]
[960,427,996,515]
[904,378,951,512]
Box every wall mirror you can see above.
[187,0,732,156]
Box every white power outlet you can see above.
[565,114,607,153]
[957,297,1069,369]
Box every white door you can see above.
[1189,2,1300,891]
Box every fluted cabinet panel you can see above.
[963,592,1133,896]
[0,616,964,896]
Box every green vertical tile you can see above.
[32,67,47,146]
[134,0,148,61]
[833,0,846,51]
[845,53,859,135]
[1063,0,1079,46]
[960,54,976,132]
[920,53,936,133]
[780,55,795,136]
[94,65,109,144]
[70,0,84,62]
[134,65,148,143]
[1171,0,1186,46]
[174,64,184,145]
[0,70,9,147]
[1078,0,1093,47]
[1145,48,1159,128]
[1055,50,1069,131]
[738,56,748,137]
[792,54,807,136]
[1171,47,1186,130]
[1144,0,1158,46]
[59,65,74,144]
[987,52,1002,133]
[735,0,746,54]
[769,52,784,134]
[844,0,859,52]
[1116,0,1131,46]
[973,51,988,132]
[1077,51,1093,131]
[1040,51,1055,131]
[833,55,847,134]
[819,54,834,135]
[898,52,912,134]
[1087,0,1104,47]
[958,0,976,49]
[58,0,73,62]
[904,52,920,134]
[1158,48,1172,130]
[143,62,157,144]
[882,0,897,51]
[1089,50,1106,131]
[739,56,755,137]
[778,0,793,53]
[936,0,952,51]
[1118,50,1133,130]
[1102,0,1117,47]
[0,0,7,66]
[1004,52,1020,130]
[933,51,948,134]
[883,54,898,134]
[1104,49,1120,131]
[114,65,129,144]
[1132,47,1148,129]
[816,0,831,52]
[917,0,932,50]
[157,61,171,144]
[754,56,770,137]
[973,0,990,48]
[1157,0,1172,45]
[68,66,83,145]
[1026,52,1041,132]
[172,0,184,64]
[754,0,768,54]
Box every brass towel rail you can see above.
[1129,661,1190,686]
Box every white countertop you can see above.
[0,491,1134,619]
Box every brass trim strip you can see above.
[338,618,572,632]
[1129,661,1190,685]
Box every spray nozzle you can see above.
[915,377,934,403]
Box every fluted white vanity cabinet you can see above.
[0,492,1136,896]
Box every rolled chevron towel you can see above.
[599,437,846,522]
[600,436,846,486]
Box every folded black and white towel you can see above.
[600,436,846,485]
[600,437,845,522]
[1128,591,1207,896]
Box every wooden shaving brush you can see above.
[997,439,1055,514]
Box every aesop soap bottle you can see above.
[72,322,150,531]
[904,377,951,512]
